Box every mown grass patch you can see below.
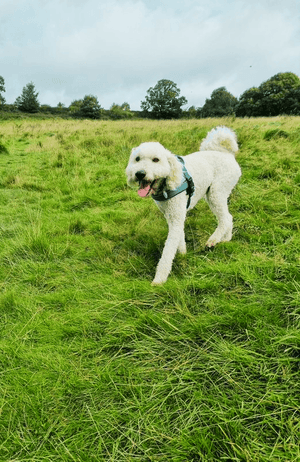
[0,117,299,461]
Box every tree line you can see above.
[197,72,300,118]
[0,80,134,120]
[0,72,300,120]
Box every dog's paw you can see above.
[205,239,216,249]
[151,280,163,286]
[151,276,167,286]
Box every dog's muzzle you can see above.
[135,170,146,181]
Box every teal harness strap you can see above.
[152,156,195,208]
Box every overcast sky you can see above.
[1,0,299,110]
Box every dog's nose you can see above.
[135,170,146,181]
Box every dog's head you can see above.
[125,142,183,197]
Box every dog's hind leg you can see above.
[205,187,233,248]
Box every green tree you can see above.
[78,95,101,119]
[0,76,6,106]
[15,82,40,113]
[70,95,101,119]
[110,103,121,111]
[236,72,300,117]
[109,102,133,119]
[69,99,83,115]
[121,102,130,111]
[197,87,238,118]
[55,102,67,115]
[186,106,197,118]
[284,85,300,115]
[235,87,261,117]
[141,79,187,119]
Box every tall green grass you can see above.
[0,117,299,461]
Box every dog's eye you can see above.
[135,156,140,162]
[152,158,159,163]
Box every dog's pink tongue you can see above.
[138,184,151,197]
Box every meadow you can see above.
[0,116,299,461]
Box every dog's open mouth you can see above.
[137,179,159,197]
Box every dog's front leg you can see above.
[152,204,186,285]
[177,230,186,254]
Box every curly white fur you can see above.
[125,126,241,285]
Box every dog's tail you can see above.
[200,126,238,155]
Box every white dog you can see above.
[125,126,241,285]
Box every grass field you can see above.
[0,116,299,461]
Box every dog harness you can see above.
[152,156,195,209]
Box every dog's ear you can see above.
[165,152,183,190]
[130,146,138,157]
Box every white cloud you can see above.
[0,0,299,109]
